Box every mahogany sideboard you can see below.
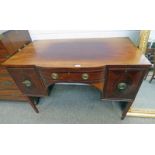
[0,30,31,101]
[3,37,151,119]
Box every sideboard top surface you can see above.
[3,37,151,68]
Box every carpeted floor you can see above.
[0,81,155,124]
[131,75,155,109]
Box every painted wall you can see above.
[29,30,140,45]
[0,30,7,34]
[149,30,155,41]
[0,30,140,46]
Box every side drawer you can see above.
[104,66,147,100]
[7,67,47,96]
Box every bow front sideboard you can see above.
[3,37,151,119]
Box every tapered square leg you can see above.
[149,72,155,83]
[26,97,39,113]
[121,101,133,120]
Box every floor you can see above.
[0,81,155,124]
[132,74,155,109]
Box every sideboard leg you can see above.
[26,97,39,113]
[149,72,155,83]
[100,92,104,99]
[121,101,133,120]
[34,97,40,105]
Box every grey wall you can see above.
[149,31,155,41]
[0,30,140,46]
[29,30,140,46]
[0,30,7,34]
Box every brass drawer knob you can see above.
[51,73,59,80]
[117,82,127,91]
[22,80,32,87]
[82,73,89,80]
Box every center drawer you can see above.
[38,67,105,87]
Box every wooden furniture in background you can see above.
[149,52,155,83]
[3,37,151,119]
[0,30,31,101]
[145,48,155,64]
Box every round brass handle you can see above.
[117,82,127,91]
[82,73,89,80]
[22,80,32,87]
[51,73,59,80]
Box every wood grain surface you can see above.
[3,37,151,68]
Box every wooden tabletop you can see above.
[3,37,151,68]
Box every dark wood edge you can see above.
[102,66,108,98]
[33,66,48,95]
[41,81,105,89]
[3,65,151,70]
[37,66,105,72]
[2,64,36,68]
[106,64,151,68]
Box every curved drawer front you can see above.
[39,68,105,87]
[7,67,47,96]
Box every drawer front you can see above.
[0,76,18,90]
[39,68,105,87]
[104,67,147,100]
[0,67,20,89]
[0,68,27,101]
[0,89,27,101]
[7,68,47,96]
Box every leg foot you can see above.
[144,71,149,80]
